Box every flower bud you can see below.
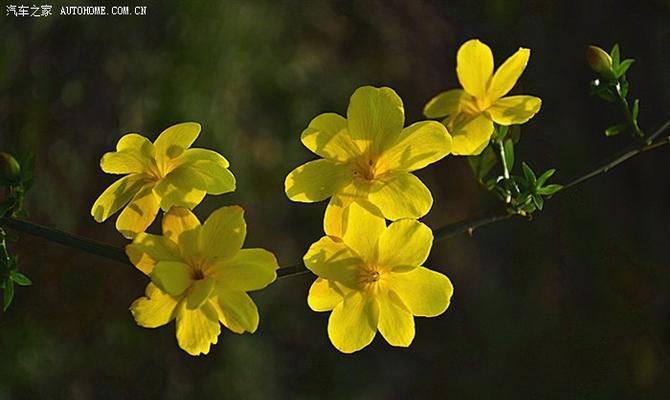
[586,45,615,80]
[0,152,21,183]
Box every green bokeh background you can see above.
[1,0,669,398]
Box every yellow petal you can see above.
[116,133,156,156]
[341,202,385,260]
[379,121,452,172]
[377,290,415,347]
[323,181,375,237]
[378,219,433,270]
[199,206,246,261]
[173,148,235,195]
[486,95,542,125]
[126,232,181,275]
[307,278,350,312]
[368,171,433,220]
[300,113,360,162]
[130,283,178,328]
[186,277,215,310]
[162,207,201,259]
[175,301,221,356]
[449,113,494,156]
[487,47,530,101]
[346,86,404,155]
[209,248,278,291]
[389,266,453,317]
[150,260,192,297]
[100,149,151,175]
[456,39,494,98]
[327,291,379,354]
[214,288,259,333]
[153,168,207,212]
[154,122,201,169]
[284,159,352,203]
[115,183,161,239]
[423,89,468,119]
[91,174,146,223]
[303,236,362,288]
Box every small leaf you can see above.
[615,58,635,78]
[521,162,536,186]
[537,184,563,195]
[536,169,556,187]
[610,44,620,66]
[532,194,545,210]
[10,271,31,286]
[3,279,14,311]
[503,139,515,172]
[605,123,626,137]
[493,125,508,141]
[468,146,497,182]
[631,98,640,121]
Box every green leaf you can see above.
[615,58,635,78]
[468,146,497,182]
[610,44,620,66]
[537,184,563,195]
[3,279,14,311]
[521,162,536,186]
[493,125,509,141]
[605,123,626,137]
[503,139,515,172]
[10,271,31,286]
[532,194,545,210]
[536,169,556,187]
[631,98,640,121]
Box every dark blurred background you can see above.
[1,0,669,398]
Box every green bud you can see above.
[0,152,21,183]
[586,45,615,80]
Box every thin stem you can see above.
[1,119,669,280]
[615,83,644,139]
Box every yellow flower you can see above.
[304,204,453,353]
[424,39,542,155]
[91,122,236,239]
[285,86,452,235]
[126,206,277,356]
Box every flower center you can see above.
[352,158,377,181]
[357,264,385,293]
[192,268,205,281]
[474,96,492,112]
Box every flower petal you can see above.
[116,133,156,155]
[368,171,433,220]
[150,260,192,297]
[346,86,405,155]
[186,277,215,310]
[154,122,201,169]
[173,148,235,195]
[199,206,246,261]
[214,289,259,333]
[284,159,352,203]
[389,266,453,317]
[449,113,495,156]
[323,181,376,238]
[130,283,178,328]
[175,301,221,356]
[377,290,415,347]
[115,183,161,239]
[126,232,181,275]
[209,248,278,291]
[162,207,201,259]
[456,39,494,98]
[91,174,147,223]
[341,202,385,260]
[307,278,350,312]
[300,113,360,162]
[379,121,452,172]
[423,89,469,119]
[153,168,207,212]
[486,95,542,125]
[303,236,362,288]
[378,219,433,270]
[488,47,530,101]
[327,291,379,354]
